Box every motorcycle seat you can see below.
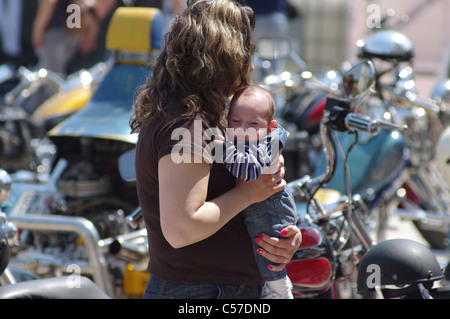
[105,7,163,54]
[0,276,110,299]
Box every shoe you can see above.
[261,277,293,299]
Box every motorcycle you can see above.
[309,30,450,250]
[356,30,450,249]
[2,6,164,298]
[0,173,109,298]
[289,60,450,299]
[0,65,60,173]
[284,60,413,298]
[0,59,107,175]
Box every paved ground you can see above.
[383,214,428,243]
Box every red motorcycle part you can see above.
[305,96,327,125]
[286,258,332,288]
[286,226,333,290]
[299,227,321,248]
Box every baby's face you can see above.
[227,91,271,141]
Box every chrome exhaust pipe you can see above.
[8,214,113,297]
[108,240,147,263]
[99,229,148,263]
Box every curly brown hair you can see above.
[130,0,255,133]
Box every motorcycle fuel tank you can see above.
[314,129,408,200]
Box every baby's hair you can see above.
[229,85,275,123]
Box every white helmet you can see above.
[436,126,450,185]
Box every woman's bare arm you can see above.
[158,153,285,248]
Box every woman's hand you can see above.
[234,154,286,205]
[255,225,302,272]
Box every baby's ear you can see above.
[268,119,277,132]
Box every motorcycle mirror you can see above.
[0,170,11,205]
[118,149,136,182]
[431,79,450,104]
[342,60,375,100]
[256,38,291,61]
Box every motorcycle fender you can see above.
[47,100,138,144]
[286,258,332,288]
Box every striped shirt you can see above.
[223,126,286,181]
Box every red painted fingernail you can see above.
[257,249,263,255]
[258,233,264,239]
[254,237,260,244]
[280,229,288,237]
[267,265,273,270]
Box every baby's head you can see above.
[227,85,277,141]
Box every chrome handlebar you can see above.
[4,67,65,105]
[344,113,380,135]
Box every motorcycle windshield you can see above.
[48,64,150,143]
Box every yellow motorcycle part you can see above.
[106,7,161,53]
[31,86,92,126]
[123,263,150,298]
[315,189,341,205]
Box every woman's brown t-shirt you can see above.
[135,101,262,284]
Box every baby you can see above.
[221,85,298,299]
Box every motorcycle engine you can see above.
[52,137,137,239]
[8,136,138,278]
[58,160,111,198]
